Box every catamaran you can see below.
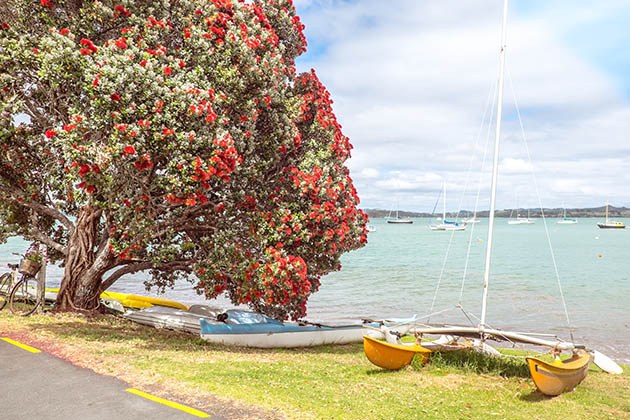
[364,0,622,395]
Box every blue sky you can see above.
[293,0,630,212]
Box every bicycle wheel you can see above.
[0,272,13,311]
[9,276,40,316]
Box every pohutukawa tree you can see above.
[0,0,367,319]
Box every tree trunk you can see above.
[55,205,112,311]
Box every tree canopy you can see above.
[0,0,367,319]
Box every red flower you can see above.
[115,37,127,49]
[134,155,153,170]
[60,28,70,36]
[163,66,172,76]
[78,164,91,176]
[40,0,53,7]
[110,93,121,101]
[45,130,57,138]
[138,119,151,127]
[139,60,147,67]
[162,128,175,136]
[80,38,98,53]
[123,145,136,155]
[63,124,77,132]
[114,5,131,17]
[85,185,96,194]
[92,76,99,87]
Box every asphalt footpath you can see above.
[0,337,213,419]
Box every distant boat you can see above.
[557,203,577,224]
[557,217,578,225]
[387,217,413,224]
[463,217,480,224]
[507,209,535,225]
[597,202,625,229]
[386,202,413,224]
[366,224,376,232]
[429,181,466,231]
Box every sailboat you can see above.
[507,207,535,224]
[386,200,413,224]
[557,204,578,224]
[429,181,466,231]
[597,202,625,229]
[364,0,622,393]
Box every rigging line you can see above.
[427,210,459,321]
[505,63,572,330]
[430,188,442,216]
[459,79,498,304]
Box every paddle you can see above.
[591,350,623,374]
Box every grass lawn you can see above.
[0,311,628,419]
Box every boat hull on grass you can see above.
[100,291,189,311]
[124,305,223,335]
[200,319,383,348]
[526,352,593,396]
[363,335,431,370]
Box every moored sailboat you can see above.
[597,202,625,229]
[429,181,466,231]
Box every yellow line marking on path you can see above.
[126,388,210,418]
[1,337,41,353]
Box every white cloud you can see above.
[294,0,630,211]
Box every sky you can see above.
[293,0,630,213]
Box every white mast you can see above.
[480,0,509,330]
[442,180,446,221]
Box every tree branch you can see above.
[25,200,75,233]
[100,260,193,292]
[27,226,67,254]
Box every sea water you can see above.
[1,217,629,362]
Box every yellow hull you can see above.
[43,288,188,310]
[363,335,431,370]
[526,352,592,396]
[99,291,189,311]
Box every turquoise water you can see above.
[2,218,629,362]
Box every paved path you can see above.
[0,337,213,419]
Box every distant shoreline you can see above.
[364,206,630,219]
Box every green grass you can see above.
[0,312,628,419]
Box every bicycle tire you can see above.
[9,276,40,316]
[0,272,13,311]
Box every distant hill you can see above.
[362,206,630,219]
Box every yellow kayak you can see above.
[45,288,189,311]
[100,291,189,311]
